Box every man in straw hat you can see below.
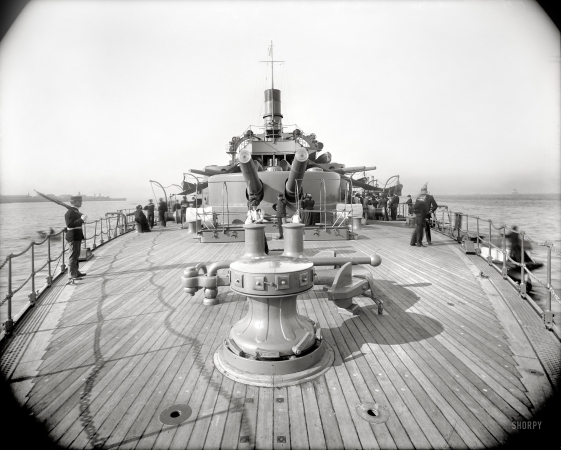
[65,195,87,282]
[410,183,429,247]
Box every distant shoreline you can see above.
[0,197,126,204]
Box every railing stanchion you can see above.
[544,245,553,329]
[465,214,469,244]
[47,233,52,286]
[30,242,36,305]
[100,218,104,244]
[4,255,14,334]
[487,221,492,265]
[501,227,507,278]
[93,220,98,249]
[61,231,66,273]
[476,217,480,254]
[520,231,526,296]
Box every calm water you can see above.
[1,195,559,324]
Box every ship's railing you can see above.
[431,207,559,334]
[0,214,136,340]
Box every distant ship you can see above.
[0,193,126,204]
[512,189,518,194]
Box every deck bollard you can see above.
[352,216,362,231]
[186,220,200,234]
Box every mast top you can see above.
[260,41,284,91]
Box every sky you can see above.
[0,0,559,200]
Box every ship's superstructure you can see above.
[181,45,394,227]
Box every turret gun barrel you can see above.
[239,149,264,203]
[285,148,308,201]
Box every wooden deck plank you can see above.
[238,384,260,450]
[312,376,345,450]
[185,367,226,450]
[287,385,309,450]
[300,297,344,450]
[201,376,235,450]
[299,381,327,450]
[255,387,274,450]
[273,387,290,450]
[309,301,366,449]
[216,381,246,450]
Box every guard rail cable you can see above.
[431,206,559,333]
[0,214,135,338]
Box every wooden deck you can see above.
[2,221,559,449]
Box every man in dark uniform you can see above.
[305,193,316,225]
[405,195,413,214]
[158,198,167,227]
[65,195,87,281]
[272,193,288,239]
[172,200,181,224]
[424,189,439,245]
[390,193,399,220]
[180,195,189,225]
[410,185,429,247]
[380,195,389,221]
[300,194,309,225]
[134,205,151,233]
[143,199,155,228]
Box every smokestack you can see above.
[263,89,283,137]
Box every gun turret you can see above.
[238,149,264,204]
[285,148,308,202]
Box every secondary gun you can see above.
[284,148,308,202]
[238,149,264,204]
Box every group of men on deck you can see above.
[133,196,199,232]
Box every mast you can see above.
[270,40,274,91]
